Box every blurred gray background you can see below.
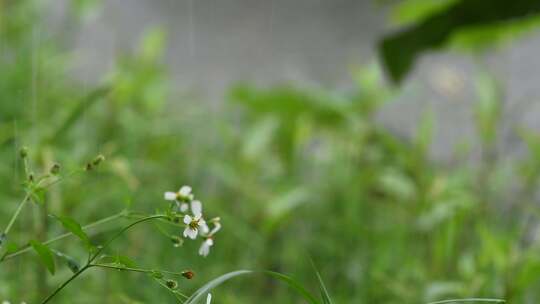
[49,0,540,162]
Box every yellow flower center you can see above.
[189,219,199,230]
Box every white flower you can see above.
[2,301,11,304]
[199,238,214,257]
[180,202,189,212]
[164,191,177,201]
[164,185,194,204]
[183,200,206,239]
[206,293,212,304]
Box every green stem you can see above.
[89,215,166,261]
[40,265,90,304]
[90,263,189,302]
[40,214,167,303]
[89,263,189,276]
[155,279,188,302]
[41,169,83,190]
[1,212,126,263]
[3,192,31,236]
[2,177,47,244]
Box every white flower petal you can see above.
[164,192,177,201]
[191,200,202,217]
[179,186,192,196]
[180,203,189,212]
[183,215,192,225]
[200,222,210,234]
[199,239,212,257]
[206,293,212,304]
[184,227,198,239]
[198,244,208,256]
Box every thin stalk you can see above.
[2,176,47,246]
[89,214,167,261]
[90,263,190,300]
[155,279,188,302]
[1,212,125,262]
[3,192,31,236]
[40,214,167,304]
[40,169,83,190]
[89,263,190,277]
[40,265,90,304]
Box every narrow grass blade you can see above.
[427,298,506,304]
[49,86,109,142]
[184,270,252,304]
[264,271,320,304]
[310,260,333,304]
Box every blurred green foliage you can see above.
[380,0,540,83]
[2,1,540,304]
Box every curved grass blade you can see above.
[49,86,109,142]
[264,271,320,304]
[427,298,506,304]
[184,270,320,304]
[310,260,333,304]
[184,270,252,304]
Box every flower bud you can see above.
[92,154,105,166]
[171,235,183,248]
[19,147,28,159]
[49,163,61,175]
[165,279,178,289]
[182,270,195,280]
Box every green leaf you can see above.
[447,16,540,52]
[0,242,18,261]
[390,0,459,26]
[30,240,55,275]
[116,254,137,268]
[379,0,540,83]
[50,215,92,249]
[52,250,80,273]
